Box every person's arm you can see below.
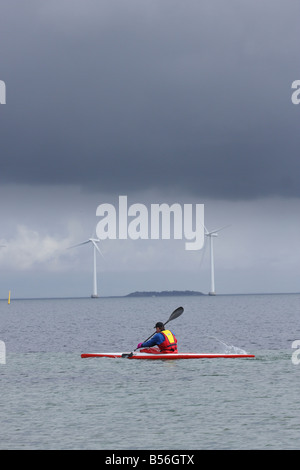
[138,332,164,348]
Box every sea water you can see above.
[0,294,299,450]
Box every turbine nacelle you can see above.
[69,238,104,257]
[204,224,230,237]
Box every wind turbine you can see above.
[70,237,103,298]
[204,225,229,296]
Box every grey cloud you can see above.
[1,0,299,199]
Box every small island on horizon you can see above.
[125,290,204,297]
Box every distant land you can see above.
[125,290,204,297]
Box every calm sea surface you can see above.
[0,294,299,450]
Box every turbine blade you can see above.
[91,239,104,258]
[207,224,231,235]
[68,240,91,249]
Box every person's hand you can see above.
[137,343,143,349]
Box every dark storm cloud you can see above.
[1,0,299,199]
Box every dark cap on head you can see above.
[155,322,164,329]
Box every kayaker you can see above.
[137,322,178,354]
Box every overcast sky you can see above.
[0,0,299,298]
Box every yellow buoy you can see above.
[8,290,11,305]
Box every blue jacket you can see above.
[142,331,175,348]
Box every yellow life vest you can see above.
[159,329,178,352]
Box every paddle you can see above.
[122,306,184,358]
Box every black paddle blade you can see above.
[122,353,133,358]
[167,306,184,323]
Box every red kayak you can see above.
[81,351,255,360]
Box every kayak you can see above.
[81,352,255,360]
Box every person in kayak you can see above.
[137,322,178,354]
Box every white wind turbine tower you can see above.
[70,237,103,298]
[204,225,229,296]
